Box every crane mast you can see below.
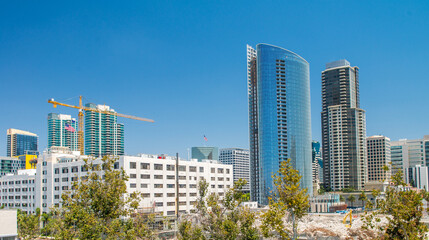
[48,96,154,155]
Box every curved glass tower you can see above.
[248,44,312,205]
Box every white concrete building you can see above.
[391,136,429,178]
[0,169,36,213]
[0,147,233,217]
[219,148,250,193]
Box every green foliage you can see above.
[358,191,367,208]
[339,195,345,202]
[342,187,357,193]
[260,158,309,240]
[178,178,259,240]
[347,194,356,207]
[50,156,153,239]
[363,170,428,239]
[17,208,41,240]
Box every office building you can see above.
[312,141,322,184]
[247,44,313,204]
[48,113,78,151]
[367,136,391,183]
[84,103,124,157]
[321,60,367,191]
[1,147,233,216]
[405,165,428,190]
[391,136,429,177]
[219,148,250,193]
[0,156,24,176]
[6,129,38,157]
[191,147,219,161]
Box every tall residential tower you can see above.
[84,103,124,157]
[248,44,313,205]
[219,148,250,193]
[321,60,367,191]
[7,129,38,157]
[47,113,78,151]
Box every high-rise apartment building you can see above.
[405,165,428,190]
[247,44,313,204]
[321,60,367,191]
[84,103,124,157]
[48,113,78,151]
[367,136,391,183]
[219,148,250,193]
[191,147,219,161]
[7,129,38,157]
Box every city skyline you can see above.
[1,1,429,158]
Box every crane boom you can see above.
[47,96,154,155]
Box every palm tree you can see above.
[358,191,367,209]
[347,194,356,208]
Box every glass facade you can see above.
[248,44,312,205]
[191,147,219,161]
[7,129,38,157]
[47,113,78,151]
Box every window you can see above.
[130,162,137,169]
[62,177,68,182]
[43,161,47,166]
[179,201,186,206]
[142,193,150,198]
[154,164,163,170]
[54,195,60,199]
[226,178,230,181]
[226,169,230,174]
[167,175,175,180]
[190,184,197,188]
[62,186,68,190]
[167,211,175,215]
[211,177,215,181]
[218,185,224,188]
[130,183,136,188]
[55,168,59,174]
[71,177,78,181]
[179,193,186,197]
[167,202,175,206]
[190,192,197,197]
[167,184,175,188]
[81,166,88,172]
[155,202,163,207]
[154,175,163,179]
[42,179,47,183]
[179,165,186,172]
[54,186,59,190]
[71,166,78,173]
[167,193,175,197]
[218,168,224,174]
[179,184,186,188]
[114,162,119,169]
[189,166,196,172]
[15,188,21,192]
[218,177,224,181]
[130,174,137,179]
[141,174,150,179]
[211,168,215,173]
[167,165,175,171]
[141,184,148,188]
[155,193,163,197]
[141,163,150,170]
[62,168,68,174]
[179,176,186,180]
[43,170,47,175]
[211,185,215,188]
[199,167,204,172]
[154,184,163,188]
[9,181,13,185]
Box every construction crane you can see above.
[48,96,154,155]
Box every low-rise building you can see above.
[0,169,36,213]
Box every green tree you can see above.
[17,208,40,240]
[260,159,309,240]
[358,191,367,209]
[339,195,345,202]
[363,170,428,239]
[178,178,259,240]
[50,156,153,239]
[347,194,356,208]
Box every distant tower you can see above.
[321,60,367,191]
[84,103,124,157]
[47,113,78,151]
[7,128,38,157]
[219,148,250,193]
[248,44,313,205]
[191,147,219,161]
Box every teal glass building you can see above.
[47,113,78,151]
[247,44,312,205]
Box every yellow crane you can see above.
[48,96,154,155]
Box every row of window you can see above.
[1,187,34,192]
[129,162,230,174]
[1,195,34,200]
[130,183,229,189]
[0,180,34,185]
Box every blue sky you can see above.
[1,1,428,158]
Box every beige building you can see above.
[367,135,391,183]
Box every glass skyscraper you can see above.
[7,128,38,157]
[47,113,78,151]
[247,44,313,205]
[84,103,124,157]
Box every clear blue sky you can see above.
[1,1,428,158]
